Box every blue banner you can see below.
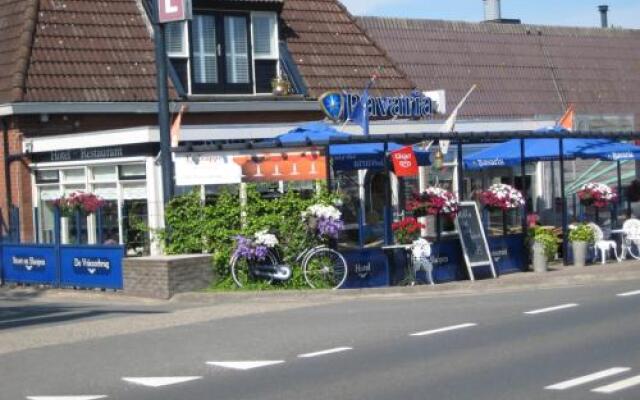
[2,244,57,285]
[59,245,124,289]
[341,248,390,288]
[488,234,527,275]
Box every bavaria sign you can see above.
[320,92,433,122]
[158,0,192,23]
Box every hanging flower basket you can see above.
[480,184,525,211]
[301,204,344,240]
[233,230,279,262]
[577,183,617,209]
[392,217,425,244]
[406,187,460,219]
[53,191,105,217]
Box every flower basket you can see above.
[302,204,344,241]
[233,230,279,262]
[406,187,459,219]
[577,183,617,209]
[480,184,524,211]
[392,217,424,244]
[54,191,105,217]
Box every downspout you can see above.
[2,117,12,236]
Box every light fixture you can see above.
[433,148,445,170]
[271,76,291,96]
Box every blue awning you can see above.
[330,143,430,171]
[271,122,352,145]
[464,138,640,170]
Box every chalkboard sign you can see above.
[454,202,497,281]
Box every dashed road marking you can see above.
[545,367,630,390]
[298,347,353,358]
[26,396,108,400]
[592,374,640,394]
[410,323,477,337]
[206,361,285,370]
[524,303,579,315]
[617,290,640,297]
[122,377,202,388]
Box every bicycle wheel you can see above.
[303,248,348,290]
[231,250,278,288]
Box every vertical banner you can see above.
[390,146,419,177]
[158,0,192,23]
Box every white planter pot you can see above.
[532,242,548,273]
[572,241,588,267]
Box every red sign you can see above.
[390,146,419,177]
[158,0,191,23]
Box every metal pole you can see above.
[383,142,392,245]
[2,118,11,239]
[617,161,623,205]
[520,139,527,234]
[559,139,569,266]
[153,0,174,205]
[457,140,464,201]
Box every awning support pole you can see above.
[559,138,569,266]
[520,139,528,264]
[384,142,392,246]
[457,140,464,201]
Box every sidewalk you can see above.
[4,259,638,305]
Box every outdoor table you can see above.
[381,244,434,286]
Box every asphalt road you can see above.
[1,280,640,400]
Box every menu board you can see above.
[455,202,497,280]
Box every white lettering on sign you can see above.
[73,257,111,275]
[12,256,47,271]
[158,0,191,23]
[164,0,178,14]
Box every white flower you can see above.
[254,230,279,248]
[303,203,342,221]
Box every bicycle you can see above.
[230,245,348,290]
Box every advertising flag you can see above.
[349,88,370,136]
[558,104,575,131]
[390,146,419,177]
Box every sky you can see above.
[339,0,640,29]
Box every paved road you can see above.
[1,280,640,400]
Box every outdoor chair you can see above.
[588,223,618,265]
[621,218,640,260]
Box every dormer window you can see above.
[166,10,279,95]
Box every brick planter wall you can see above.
[124,255,214,299]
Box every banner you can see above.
[390,146,419,177]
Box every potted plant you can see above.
[568,223,595,267]
[577,182,617,209]
[480,183,525,235]
[53,191,105,217]
[392,217,424,245]
[301,203,344,242]
[406,187,459,240]
[529,226,558,272]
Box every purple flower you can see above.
[233,235,270,262]
[316,216,344,239]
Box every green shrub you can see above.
[568,223,595,244]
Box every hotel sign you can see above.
[320,92,433,122]
[158,0,192,23]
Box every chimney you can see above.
[483,0,501,21]
[598,5,609,28]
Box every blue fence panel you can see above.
[2,244,57,285]
[342,248,390,288]
[489,234,527,275]
[59,245,124,290]
[429,238,468,283]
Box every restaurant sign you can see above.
[320,91,433,122]
[158,0,192,23]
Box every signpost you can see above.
[455,201,497,281]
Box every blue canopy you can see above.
[464,138,640,170]
[273,122,351,145]
[271,122,430,171]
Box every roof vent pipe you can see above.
[483,0,501,21]
[598,5,609,28]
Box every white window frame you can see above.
[251,12,279,61]
[166,20,192,94]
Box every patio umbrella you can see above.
[271,121,352,146]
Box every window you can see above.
[119,164,146,180]
[36,170,59,184]
[166,11,279,95]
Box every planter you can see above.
[572,241,588,267]
[532,242,548,273]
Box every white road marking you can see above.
[298,347,353,358]
[206,361,285,370]
[524,303,579,315]
[27,397,107,400]
[545,367,630,390]
[122,377,202,388]
[410,323,477,337]
[592,374,640,394]
[617,290,640,297]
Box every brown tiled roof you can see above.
[0,0,38,103]
[358,17,640,123]
[23,0,159,102]
[281,0,414,97]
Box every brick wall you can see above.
[123,254,214,299]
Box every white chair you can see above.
[588,223,618,265]
[622,218,640,260]
[411,238,434,285]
